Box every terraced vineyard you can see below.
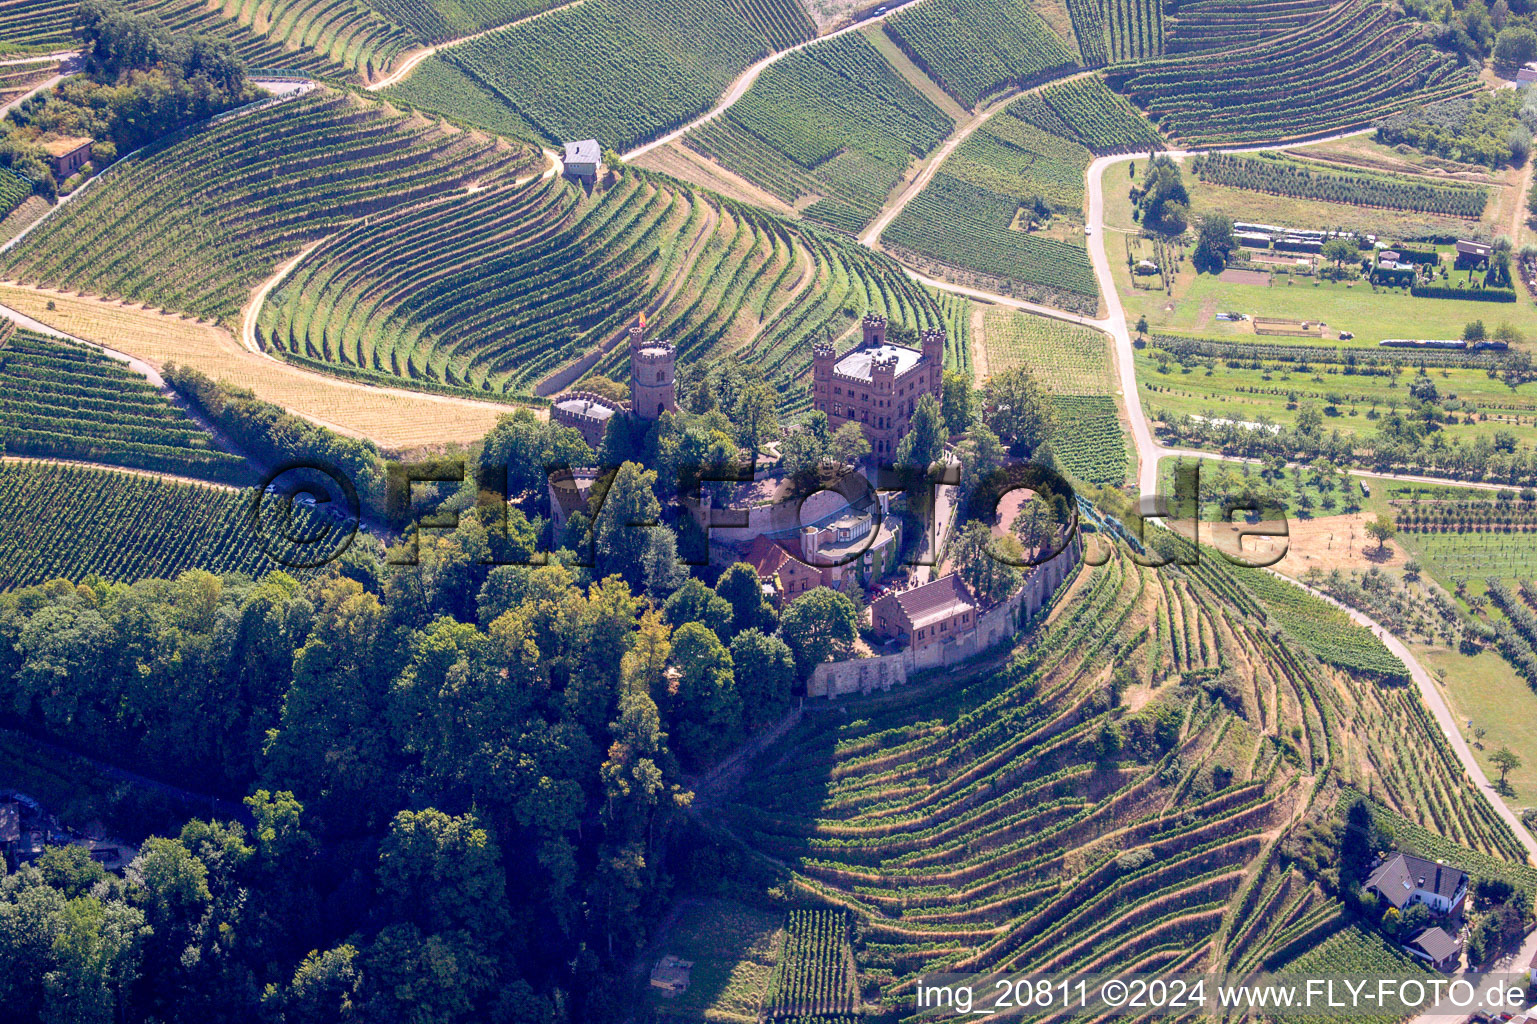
[0,56,58,106]
[1107,0,1477,145]
[348,0,558,45]
[259,169,945,411]
[0,0,71,50]
[0,89,542,326]
[1194,152,1488,217]
[1161,0,1337,55]
[722,545,1527,1011]
[185,0,411,76]
[682,33,954,233]
[881,0,1079,109]
[0,328,249,482]
[403,0,814,150]
[0,462,331,589]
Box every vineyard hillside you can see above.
[0,461,337,589]
[0,327,250,483]
[388,0,817,151]
[881,79,1166,314]
[881,0,1079,109]
[682,32,955,234]
[719,545,1530,1014]
[0,89,543,328]
[257,167,955,414]
[2,0,583,78]
[1107,0,1478,145]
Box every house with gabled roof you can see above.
[871,574,978,652]
[1403,926,1461,971]
[1364,852,1467,915]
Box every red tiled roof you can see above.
[888,574,977,630]
[745,535,793,578]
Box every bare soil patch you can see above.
[1196,513,1406,576]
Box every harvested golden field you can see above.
[0,284,528,450]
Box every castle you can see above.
[811,315,945,458]
[549,318,676,447]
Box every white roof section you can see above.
[834,343,923,381]
[564,139,601,164]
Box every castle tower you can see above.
[811,337,837,409]
[921,327,946,399]
[628,316,676,420]
[862,313,887,348]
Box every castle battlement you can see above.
[550,390,626,448]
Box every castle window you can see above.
[656,371,664,383]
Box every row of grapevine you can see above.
[683,32,953,234]
[0,167,30,219]
[417,0,808,151]
[1194,152,1488,218]
[1103,0,1163,62]
[0,328,250,482]
[1148,333,1506,370]
[0,89,542,327]
[882,0,1079,109]
[1065,0,1108,67]
[934,290,972,373]
[1108,0,1478,146]
[0,462,329,590]
[764,909,857,1017]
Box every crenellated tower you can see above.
[811,337,837,409]
[628,319,676,420]
[861,313,887,348]
[921,327,946,400]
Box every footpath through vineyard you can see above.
[363,0,593,92]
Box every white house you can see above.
[1364,853,1468,915]
[563,139,601,182]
